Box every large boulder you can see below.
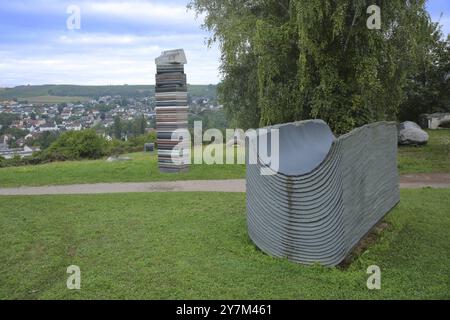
[398,121,429,145]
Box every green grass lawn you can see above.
[0,151,246,188]
[398,129,450,173]
[0,189,448,299]
[0,129,448,188]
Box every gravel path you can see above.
[0,180,247,196]
[399,173,450,189]
[0,174,449,196]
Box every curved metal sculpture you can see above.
[246,120,400,266]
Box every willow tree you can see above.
[189,0,435,133]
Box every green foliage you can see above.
[41,129,109,161]
[109,116,148,140]
[400,33,450,122]
[189,109,229,130]
[128,131,157,148]
[30,131,60,150]
[109,132,157,155]
[2,127,27,141]
[113,116,122,139]
[188,84,218,103]
[0,130,159,168]
[134,115,147,136]
[190,0,440,133]
[0,113,19,133]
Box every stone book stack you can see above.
[155,49,189,173]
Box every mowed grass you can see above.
[398,129,450,173]
[0,151,246,188]
[0,189,449,299]
[0,130,448,188]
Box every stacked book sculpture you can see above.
[155,49,189,173]
[246,120,400,266]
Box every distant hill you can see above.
[0,84,217,102]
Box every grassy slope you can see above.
[0,85,216,100]
[0,130,448,188]
[0,189,448,299]
[0,85,153,99]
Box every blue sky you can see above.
[0,0,449,87]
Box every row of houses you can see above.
[1,99,155,133]
[0,135,40,159]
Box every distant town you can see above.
[0,85,222,159]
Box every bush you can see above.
[0,155,23,168]
[0,130,156,167]
[109,132,156,156]
[41,130,109,162]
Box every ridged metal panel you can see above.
[246,120,399,266]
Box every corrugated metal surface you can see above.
[246,120,400,266]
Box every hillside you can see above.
[0,84,217,102]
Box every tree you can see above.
[43,129,108,161]
[0,113,19,133]
[133,115,147,137]
[400,32,450,122]
[113,116,122,139]
[4,127,27,140]
[189,0,437,133]
[58,103,66,114]
[31,131,59,149]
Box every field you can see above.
[0,84,217,101]
[0,130,449,188]
[0,85,153,99]
[0,189,448,299]
[18,96,91,104]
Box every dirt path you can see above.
[0,180,247,196]
[0,174,449,196]
[399,173,450,189]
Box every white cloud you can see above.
[0,0,219,86]
[1,0,205,27]
[57,33,206,46]
[0,32,220,85]
[85,0,204,25]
